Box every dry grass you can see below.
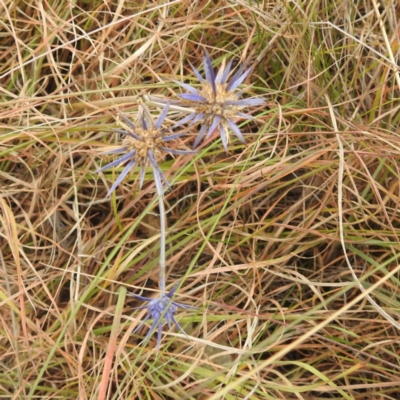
[1,0,400,399]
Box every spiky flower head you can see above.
[132,284,192,351]
[174,51,265,151]
[96,103,193,197]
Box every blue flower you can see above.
[96,103,194,197]
[132,284,192,351]
[174,51,265,151]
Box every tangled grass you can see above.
[1,0,400,399]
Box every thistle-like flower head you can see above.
[174,51,265,151]
[96,103,193,197]
[132,284,192,351]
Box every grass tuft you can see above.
[1,0,400,399]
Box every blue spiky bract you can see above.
[175,51,265,151]
[132,284,193,351]
[96,103,194,197]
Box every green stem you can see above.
[153,169,166,294]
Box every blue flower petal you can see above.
[154,103,170,130]
[173,80,199,95]
[215,63,225,84]
[226,118,246,144]
[167,284,179,297]
[139,107,153,130]
[106,159,136,196]
[236,112,255,120]
[140,115,148,130]
[179,93,207,102]
[189,61,204,82]
[174,113,205,129]
[96,150,136,173]
[170,314,188,336]
[172,113,196,129]
[132,293,153,302]
[215,59,233,84]
[206,116,221,139]
[218,124,228,151]
[112,128,128,135]
[191,113,205,124]
[221,59,233,84]
[203,51,216,94]
[132,311,151,331]
[227,66,252,91]
[120,113,136,130]
[139,166,146,189]
[193,124,208,148]
[142,312,161,343]
[113,129,143,141]
[163,131,189,141]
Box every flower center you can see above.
[197,82,239,119]
[123,128,164,166]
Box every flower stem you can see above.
[153,168,166,294]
